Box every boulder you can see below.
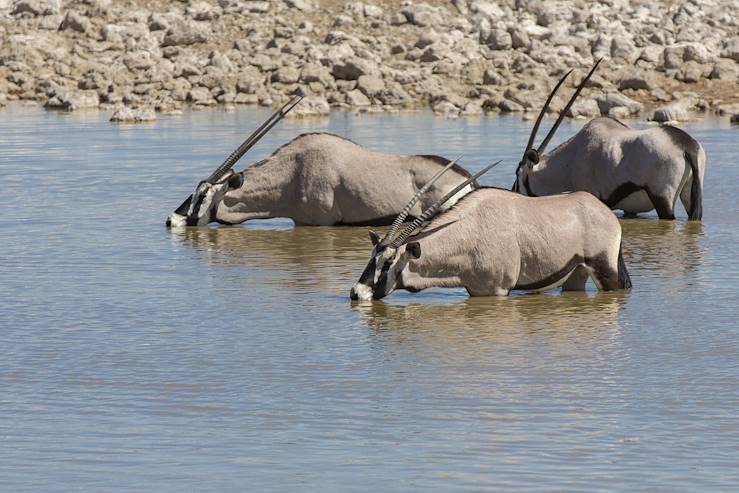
[401,4,444,27]
[161,20,209,47]
[188,87,215,105]
[300,63,333,85]
[110,106,156,122]
[596,92,643,115]
[721,37,739,62]
[611,36,639,63]
[509,26,531,49]
[58,10,89,33]
[332,57,376,80]
[11,0,60,16]
[45,90,99,110]
[485,29,512,51]
[499,99,524,112]
[346,89,371,106]
[284,0,313,12]
[566,98,600,118]
[187,1,221,21]
[649,104,689,123]
[607,106,631,119]
[483,69,501,85]
[271,66,300,84]
[357,74,384,97]
[677,61,708,83]
[619,73,655,91]
[289,96,330,117]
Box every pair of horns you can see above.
[205,95,303,185]
[379,159,501,249]
[521,59,602,165]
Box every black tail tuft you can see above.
[685,151,703,221]
[618,242,632,290]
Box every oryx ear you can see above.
[406,241,421,259]
[227,172,244,189]
[368,230,381,246]
[525,149,539,169]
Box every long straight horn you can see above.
[535,58,602,155]
[390,160,501,248]
[520,69,573,164]
[205,95,303,184]
[381,156,462,245]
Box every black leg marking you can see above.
[587,253,620,291]
[604,182,642,209]
[515,256,583,291]
[646,189,675,220]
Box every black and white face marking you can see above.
[350,233,422,301]
[166,171,241,228]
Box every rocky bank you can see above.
[0,0,737,121]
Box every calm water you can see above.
[1,104,737,492]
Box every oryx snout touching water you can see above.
[166,98,475,228]
[513,61,706,221]
[350,163,631,301]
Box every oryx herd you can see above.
[166,62,706,302]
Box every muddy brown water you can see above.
[1,105,737,492]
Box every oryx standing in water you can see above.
[166,97,475,228]
[513,60,706,220]
[350,163,631,301]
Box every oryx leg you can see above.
[645,188,676,220]
[585,254,620,291]
[561,265,590,291]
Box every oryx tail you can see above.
[617,242,632,289]
[685,151,703,221]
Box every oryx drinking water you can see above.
[166,97,476,228]
[513,61,706,221]
[350,163,631,301]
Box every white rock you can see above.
[110,106,156,122]
[45,90,99,110]
[596,92,643,115]
[289,96,330,117]
[11,0,59,16]
[649,104,689,123]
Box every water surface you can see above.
[1,105,737,492]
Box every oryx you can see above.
[350,163,631,301]
[513,60,706,221]
[166,97,475,228]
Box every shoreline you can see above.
[1,1,738,123]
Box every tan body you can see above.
[168,133,473,227]
[515,118,706,220]
[353,188,630,300]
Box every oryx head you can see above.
[166,170,245,227]
[350,159,500,301]
[166,96,302,228]
[513,59,602,194]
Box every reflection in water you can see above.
[170,224,377,295]
[354,294,626,358]
[621,219,705,278]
